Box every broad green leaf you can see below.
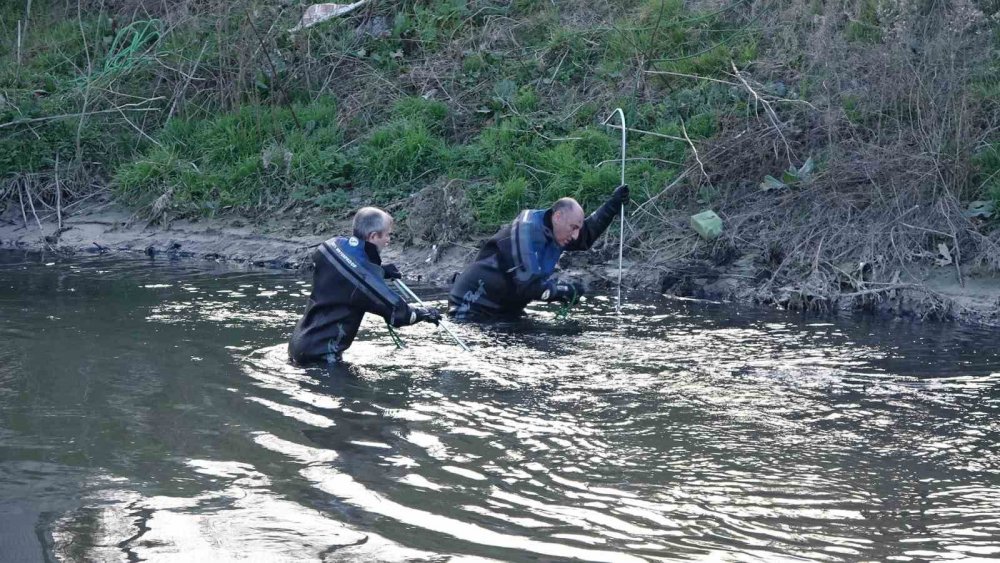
[798,157,815,178]
[760,175,785,191]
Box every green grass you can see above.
[3,0,752,231]
[972,143,1000,208]
[0,9,169,177]
[845,0,883,43]
[455,106,714,229]
[115,97,350,214]
[357,117,448,201]
[392,96,450,132]
[610,0,756,77]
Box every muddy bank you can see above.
[1,205,321,269]
[2,204,998,327]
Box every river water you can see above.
[1,250,999,562]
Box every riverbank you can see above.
[3,2,998,330]
[3,203,998,328]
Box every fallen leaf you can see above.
[935,242,953,267]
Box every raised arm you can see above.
[563,184,629,251]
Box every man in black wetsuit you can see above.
[289,207,441,365]
[448,185,629,321]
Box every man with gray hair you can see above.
[289,206,441,365]
[449,185,629,320]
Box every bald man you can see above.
[448,185,629,320]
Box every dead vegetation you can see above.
[617,0,1000,319]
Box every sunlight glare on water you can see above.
[1,251,999,562]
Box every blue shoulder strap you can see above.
[509,210,561,286]
[318,236,407,311]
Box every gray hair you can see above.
[352,207,392,240]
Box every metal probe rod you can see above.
[602,108,627,314]
[394,280,470,352]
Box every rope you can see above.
[79,19,162,86]
[554,287,579,320]
[386,323,405,349]
[105,20,161,73]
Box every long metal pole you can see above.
[603,108,627,314]
[394,280,470,352]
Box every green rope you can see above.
[554,287,579,320]
[78,19,162,87]
[104,20,162,74]
[386,323,405,349]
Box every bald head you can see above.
[552,197,583,216]
[551,197,585,247]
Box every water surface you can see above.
[1,250,999,562]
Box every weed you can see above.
[475,177,530,228]
[973,143,1000,207]
[514,86,539,113]
[392,96,450,133]
[462,53,487,75]
[115,97,349,214]
[357,118,447,201]
[845,0,883,43]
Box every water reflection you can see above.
[2,251,1000,561]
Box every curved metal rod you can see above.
[602,108,627,314]
[394,280,471,352]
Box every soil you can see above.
[2,203,998,328]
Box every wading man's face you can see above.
[552,204,584,247]
[367,222,393,250]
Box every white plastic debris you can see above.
[289,1,370,33]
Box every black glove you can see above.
[611,184,629,207]
[382,263,402,280]
[413,307,441,325]
[543,281,586,303]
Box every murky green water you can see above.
[2,250,999,562]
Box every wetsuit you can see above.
[289,236,417,365]
[448,192,624,320]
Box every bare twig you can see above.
[597,157,683,167]
[168,41,209,119]
[940,199,964,287]
[17,181,28,228]
[839,283,936,298]
[512,128,582,142]
[516,163,555,176]
[75,0,93,162]
[644,69,738,86]
[22,178,43,232]
[680,118,711,187]
[244,9,301,128]
[603,123,690,143]
[0,103,162,130]
[112,103,163,146]
[632,168,692,215]
[731,61,792,165]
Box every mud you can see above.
[2,204,997,327]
